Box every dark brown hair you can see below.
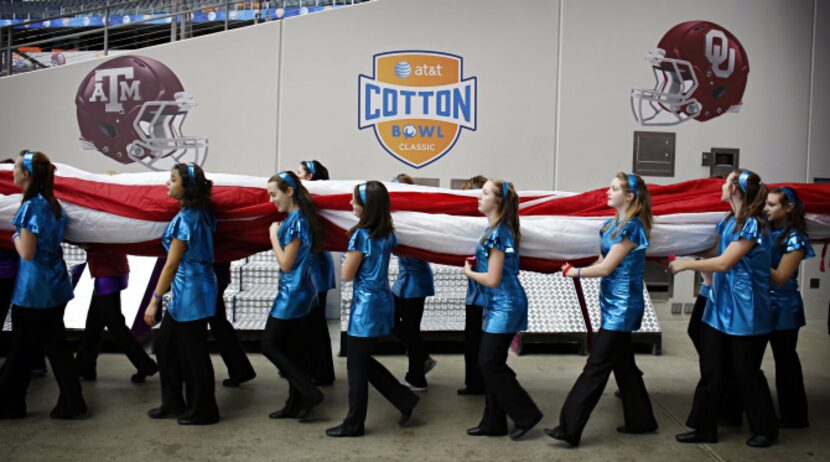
[726,168,768,230]
[769,187,807,248]
[268,171,324,253]
[302,160,330,181]
[395,173,414,184]
[19,150,62,219]
[480,179,521,248]
[349,180,394,240]
[462,175,487,190]
[173,163,212,209]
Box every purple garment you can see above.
[0,249,18,280]
[94,274,129,296]
[0,259,18,280]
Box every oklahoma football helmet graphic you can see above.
[75,55,207,170]
[631,21,749,126]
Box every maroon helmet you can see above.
[75,55,207,170]
[631,21,749,125]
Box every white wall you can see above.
[803,0,830,319]
[0,0,827,318]
[276,0,559,188]
[0,21,281,175]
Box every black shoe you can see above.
[510,413,543,441]
[466,426,507,437]
[325,424,364,437]
[675,431,717,443]
[223,372,257,388]
[131,364,159,384]
[543,426,579,447]
[177,416,219,426]
[746,435,773,448]
[147,407,182,419]
[614,390,621,399]
[617,425,657,434]
[457,387,484,396]
[296,392,324,421]
[269,407,298,419]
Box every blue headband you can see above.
[186,163,197,185]
[391,177,400,183]
[501,181,510,198]
[627,173,639,199]
[780,186,799,206]
[22,151,34,174]
[305,160,316,176]
[358,183,367,204]
[738,170,752,193]
[277,171,297,189]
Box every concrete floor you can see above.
[0,321,828,462]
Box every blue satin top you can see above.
[310,251,336,292]
[347,228,397,338]
[392,256,435,298]
[11,194,74,308]
[163,207,218,322]
[466,279,486,306]
[475,222,528,334]
[598,217,648,332]
[770,228,814,331]
[702,216,773,336]
[270,210,318,319]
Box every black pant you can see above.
[0,305,86,418]
[687,294,708,354]
[154,313,219,422]
[464,304,484,391]
[558,329,655,443]
[75,291,157,377]
[688,323,778,438]
[342,335,418,432]
[769,328,808,426]
[392,296,428,387]
[478,332,542,432]
[305,291,335,384]
[208,294,255,383]
[261,316,321,412]
[0,277,12,333]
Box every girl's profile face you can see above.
[350,191,364,219]
[478,181,499,215]
[268,181,293,213]
[606,177,630,209]
[764,192,790,223]
[13,156,29,188]
[296,164,313,181]
[166,169,185,200]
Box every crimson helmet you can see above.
[75,55,207,170]
[631,21,749,125]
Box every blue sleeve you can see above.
[615,218,649,251]
[737,217,763,244]
[347,228,371,255]
[698,284,711,298]
[785,231,815,259]
[483,223,516,254]
[12,200,40,235]
[281,215,308,247]
[164,212,192,244]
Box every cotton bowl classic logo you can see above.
[358,51,477,168]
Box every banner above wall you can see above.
[631,20,749,126]
[359,50,477,169]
